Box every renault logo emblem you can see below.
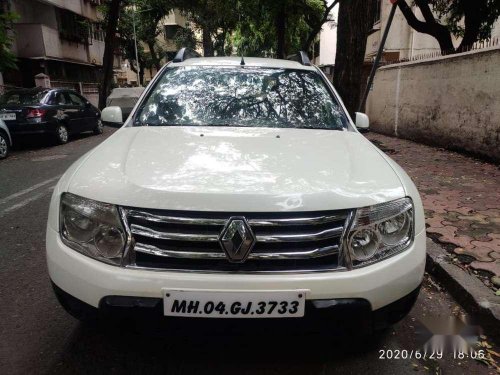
[219,217,256,263]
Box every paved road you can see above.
[0,129,496,374]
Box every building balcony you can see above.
[14,23,105,66]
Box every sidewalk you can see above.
[366,133,500,293]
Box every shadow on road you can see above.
[46,321,387,374]
[11,132,96,153]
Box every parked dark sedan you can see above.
[0,88,102,144]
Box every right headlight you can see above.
[59,193,127,265]
[347,198,414,267]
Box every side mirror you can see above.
[101,106,123,126]
[85,102,91,108]
[355,112,370,133]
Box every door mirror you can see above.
[355,112,370,133]
[101,106,123,125]
[85,102,91,108]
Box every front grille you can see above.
[121,208,353,272]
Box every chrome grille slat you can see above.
[123,207,352,272]
[128,210,227,226]
[131,224,219,242]
[131,223,343,243]
[248,215,346,226]
[135,243,227,259]
[257,227,343,242]
[135,243,339,260]
[127,209,346,227]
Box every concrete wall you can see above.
[366,47,500,162]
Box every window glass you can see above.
[135,66,348,130]
[68,93,85,106]
[0,91,48,105]
[49,92,68,105]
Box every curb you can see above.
[425,238,500,341]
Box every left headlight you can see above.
[60,193,126,265]
[347,197,414,268]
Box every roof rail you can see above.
[286,51,311,66]
[173,47,201,63]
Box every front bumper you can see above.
[47,226,426,313]
[52,281,421,333]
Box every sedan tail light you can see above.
[26,108,47,118]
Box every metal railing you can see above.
[393,37,500,65]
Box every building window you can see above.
[90,23,105,42]
[373,0,381,25]
[57,9,90,44]
[164,24,182,40]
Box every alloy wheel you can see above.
[0,134,8,158]
[57,125,68,144]
[94,119,104,134]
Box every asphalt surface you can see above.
[0,128,497,375]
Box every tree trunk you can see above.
[458,0,482,52]
[275,5,286,58]
[333,0,374,116]
[98,0,121,109]
[139,65,144,87]
[147,40,161,71]
[202,26,214,57]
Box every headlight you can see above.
[60,193,126,265]
[347,198,414,267]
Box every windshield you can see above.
[134,66,348,130]
[0,91,48,106]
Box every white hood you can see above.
[66,126,405,212]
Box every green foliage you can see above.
[176,0,239,55]
[0,10,19,72]
[173,26,197,50]
[101,0,334,64]
[231,0,330,57]
[431,0,500,41]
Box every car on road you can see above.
[0,88,103,145]
[0,119,12,159]
[46,49,426,334]
[105,87,144,126]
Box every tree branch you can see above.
[302,0,340,51]
[397,0,455,53]
[397,0,432,35]
[415,0,436,25]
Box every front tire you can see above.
[55,124,69,144]
[0,131,10,159]
[93,119,104,135]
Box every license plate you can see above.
[163,290,306,318]
[0,113,16,121]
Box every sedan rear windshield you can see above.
[0,91,48,106]
[134,66,348,130]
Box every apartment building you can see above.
[3,0,108,88]
[142,9,189,84]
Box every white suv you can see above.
[46,50,425,333]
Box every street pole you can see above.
[359,0,398,112]
[132,1,141,86]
